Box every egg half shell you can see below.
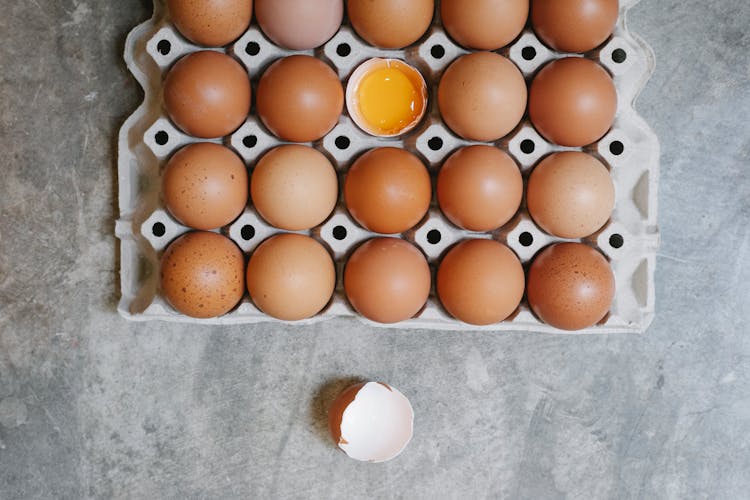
[328,381,414,463]
[346,58,428,138]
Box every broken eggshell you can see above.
[328,381,414,462]
[345,58,427,138]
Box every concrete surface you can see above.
[1,1,749,499]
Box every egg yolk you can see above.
[357,63,424,135]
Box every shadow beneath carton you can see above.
[309,376,365,448]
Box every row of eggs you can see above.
[163,0,620,142]
[163,142,615,240]
[164,50,618,147]
[161,230,615,331]
[167,0,619,54]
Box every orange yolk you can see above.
[356,62,425,135]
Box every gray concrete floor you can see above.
[1,1,749,499]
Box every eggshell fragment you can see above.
[328,382,414,463]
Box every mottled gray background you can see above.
[1,1,749,499]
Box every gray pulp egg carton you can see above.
[116,0,659,333]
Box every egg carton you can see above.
[116,0,659,333]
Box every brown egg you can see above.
[438,52,527,142]
[529,57,617,147]
[256,55,343,142]
[437,145,522,232]
[167,0,253,47]
[531,0,619,53]
[246,234,335,321]
[164,51,251,139]
[347,0,434,49]
[527,242,615,330]
[344,238,431,323]
[255,0,343,50]
[251,145,338,231]
[437,239,524,325]
[441,0,529,50]
[163,143,248,230]
[344,148,431,234]
[160,231,245,318]
[527,152,615,238]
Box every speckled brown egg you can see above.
[255,0,343,50]
[527,242,615,330]
[163,143,248,230]
[256,55,343,142]
[438,52,527,142]
[344,238,431,324]
[161,231,245,318]
[167,0,253,47]
[437,145,522,232]
[437,239,525,325]
[251,145,338,231]
[164,51,251,139]
[527,151,615,238]
[529,57,617,147]
[347,0,434,49]
[532,0,619,53]
[246,234,335,321]
[441,0,529,50]
[344,148,431,234]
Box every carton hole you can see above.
[609,233,624,249]
[609,140,624,156]
[430,45,446,59]
[152,222,166,237]
[336,43,351,57]
[155,131,169,146]
[428,137,443,151]
[520,139,535,154]
[335,136,351,150]
[519,232,533,247]
[157,40,171,56]
[426,229,442,244]
[612,48,627,64]
[521,46,537,61]
[245,41,260,56]
[332,225,347,240]
[243,135,258,148]
[241,225,256,241]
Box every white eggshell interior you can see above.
[338,382,414,463]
